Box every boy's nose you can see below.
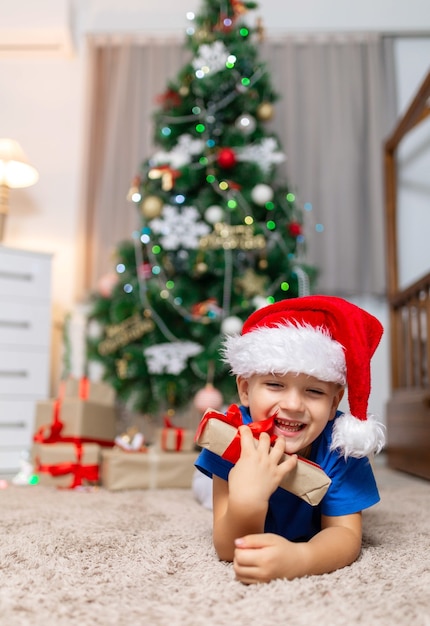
[278,388,304,412]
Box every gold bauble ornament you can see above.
[141,195,163,219]
[257,102,274,121]
[194,28,213,43]
[195,261,209,275]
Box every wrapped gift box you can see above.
[63,376,116,407]
[34,398,116,445]
[101,448,198,491]
[156,425,195,452]
[195,405,332,506]
[33,442,101,488]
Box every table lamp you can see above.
[0,138,39,241]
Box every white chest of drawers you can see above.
[0,246,52,473]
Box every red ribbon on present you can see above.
[35,442,99,489]
[33,379,115,448]
[78,376,90,400]
[195,404,277,463]
[33,398,64,444]
[57,376,89,401]
[162,416,184,452]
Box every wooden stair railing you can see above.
[389,273,430,390]
[384,68,430,479]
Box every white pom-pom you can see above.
[331,413,386,459]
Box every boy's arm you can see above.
[212,426,298,561]
[212,474,267,561]
[233,512,362,583]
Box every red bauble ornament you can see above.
[156,88,182,110]
[288,222,302,237]
[138,262,152,280]
[97,272,119,298]
[193,384,224,414]
[217,147,237,169]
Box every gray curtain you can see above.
[262,34,397,296]
[79,33,397,299]
[78,36,190,297]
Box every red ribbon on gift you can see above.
[33,401,114,448]
[35,442,99,489]
[195,404,277,463]
[33,378,115,448]
[33,398,64,444]
[78,376,90,400]
[162,416,184,452]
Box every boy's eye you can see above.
[265,381,283,389]
[308,388,325,396]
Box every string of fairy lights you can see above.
[118,4,310,344]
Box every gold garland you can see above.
[199,222,266,251]
[98,313,155,356]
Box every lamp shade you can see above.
[0,138,39,188]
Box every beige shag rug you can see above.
[1,461,430,626]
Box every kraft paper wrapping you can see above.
[196,414,331,506]
[63,377,116,406]
[157,427,196,452]
[33,442,101,488]
[34,398,116,445]
[101,448,198,491]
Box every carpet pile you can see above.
[0,462,429,625]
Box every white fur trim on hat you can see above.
[331,413,386,459]
[222,323,346,383]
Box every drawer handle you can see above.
[0,320,30,329]
[0,270,33,282]
[0,370,28,378]
[0,421,26,429]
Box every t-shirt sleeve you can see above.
[321,455,380,517]
[194,448,233,482]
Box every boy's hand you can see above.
[233,533,304,583]
[227,425,298,509]
[233,514,363,583]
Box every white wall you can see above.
[0,0,429,416]
[76,0,430,36]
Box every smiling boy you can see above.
[195,295,385,583]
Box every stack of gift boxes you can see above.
[31,377,198,490]
[32,376,117,488]
[101,415,198,491]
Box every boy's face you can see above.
[237,372,344,457]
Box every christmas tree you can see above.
[86,0,316,420]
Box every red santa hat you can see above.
[221,295,385,459]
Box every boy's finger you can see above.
[235,533,270,549]
[279,453,298,473]
[238,425,255,448]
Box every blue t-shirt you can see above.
[195,406,380,541]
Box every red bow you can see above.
[33,377,114,448]
[195,404,277,463]
[35,442,99,489]
[163,416,184,451]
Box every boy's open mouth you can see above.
[274,417,305,433]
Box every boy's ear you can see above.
[329,386,345,421]
[236,376,250,406]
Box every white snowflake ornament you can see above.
[151,134,204,169]
[149,205,210,250]
[144,341,203,375]
[192,41,230,76]
[237,137,286,174]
